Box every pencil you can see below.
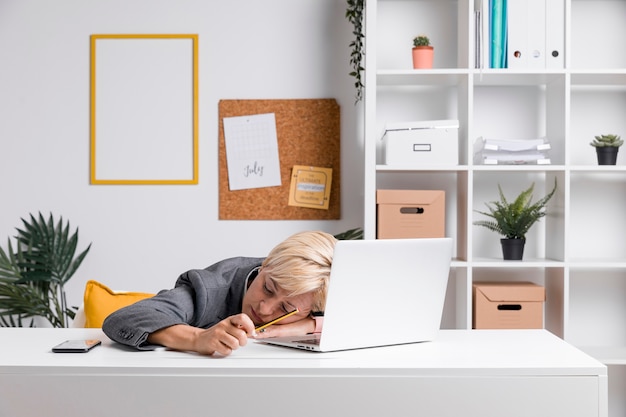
[255,308,299,332]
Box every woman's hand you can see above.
[147,313,256,356]
[253,316,315,339]
[194,314,257,356]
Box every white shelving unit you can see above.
[363,1,626,414]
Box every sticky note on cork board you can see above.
[288,166,332,210]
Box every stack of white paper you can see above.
[473,137,551,165]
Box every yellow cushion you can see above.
[83,280,155,328]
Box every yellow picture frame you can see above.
[90,34,198,185]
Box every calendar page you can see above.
[223,113,282,191]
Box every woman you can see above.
[102,230,336,356]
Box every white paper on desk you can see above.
[223,113,282,191]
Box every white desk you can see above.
[0,328,607,417]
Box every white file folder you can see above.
[545,0,565,69]
[508,0,562,70]
[481,0,490,68]
[527,0,546,69]
[507,0,529,69]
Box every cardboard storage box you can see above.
[473,281,545,329]
[377,189,445,239]
[382,119,459,166]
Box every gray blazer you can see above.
[102,256,264,350]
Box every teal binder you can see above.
[490,0,508,68]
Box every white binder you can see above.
[481,0,490,69]
[507,0,564,70]
[507,0,529,69]
[527,0,546,69]
[545,0,565,69]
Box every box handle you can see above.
[413,144,432,152]
[497,304,522,311]
[400,207,425,214]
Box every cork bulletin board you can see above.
[218,99,340,220]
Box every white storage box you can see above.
[382,119,459,166]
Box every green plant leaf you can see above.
[0,212,89,327]
[334,227,364,240]
[346,0,365,103]
[473,179,557,240]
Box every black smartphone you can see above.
[52,339,102,353]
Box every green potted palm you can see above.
[0,212,91,327]
[474,180,557,260]
[590,133,623,165]
[412,35,434,69]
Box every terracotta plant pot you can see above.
[595,147,619,165]
[412,46,434,69]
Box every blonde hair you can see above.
[261,231,337,312]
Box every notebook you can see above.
[259,237,453,352]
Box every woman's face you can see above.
[241,268,313,326]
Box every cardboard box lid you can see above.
[377,189,444,205]
[474,281,545,302]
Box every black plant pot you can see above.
[596,147,619,165]
[500,238,525,260]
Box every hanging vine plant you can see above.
[346,0,365,103]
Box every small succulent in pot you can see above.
[590,134,623,148]
[412,35,434,69]
[413,35,431,48]
[590,134,622,165]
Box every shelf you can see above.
[569,165,626,172]
[471,258,565,268]
[376,164,468,172]
[471,165,564,172]
[469,259,626,269]
[569,260,626,268]
[367,0,626,412]
[376,165,576,174]
[472,71,566,86]
[367,0,626,378]
[570,70,626,86]
[376,69,468,86]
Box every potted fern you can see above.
[412,35,434,69]
[474,180,557,260]
[590,133,623,165]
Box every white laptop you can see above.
[259,237,453,352]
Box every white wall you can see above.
[0,0,364,311]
